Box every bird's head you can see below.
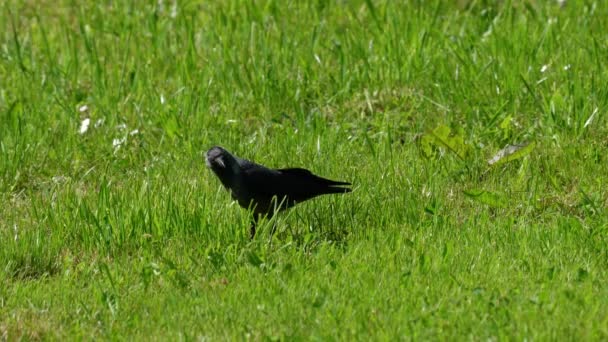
[205,146,240,187]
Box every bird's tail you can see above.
[323,179,350,186]
[278,168,352,194]
[316,177,351,194]
[323,185,352,194]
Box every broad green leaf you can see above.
[463,189,507,208]
[419,124,469,160]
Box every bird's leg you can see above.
[249,220,257,240]
[250,214,262,240]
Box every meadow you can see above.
[1,0,607,339]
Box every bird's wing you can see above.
[242,166,349,202]
[241,165,290,198]
[277,168,351,187]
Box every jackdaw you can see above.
[205,146,351,238]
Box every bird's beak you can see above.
[206,155,225,169]
[205,147,228,170]
[215,156,225,168]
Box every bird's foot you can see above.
[249,222,256,240]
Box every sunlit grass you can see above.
[1,0,607,339]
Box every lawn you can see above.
[1,0,607,339]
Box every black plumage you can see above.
[205,146,351,238]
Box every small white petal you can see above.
[129,129,139,136]
[314,54,321,65]
[113,137,126,148]
[79,105,89,113]
[540,64,549,73]
[79,118,90,134]
[563,64,571,71]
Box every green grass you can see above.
[1,0,607,339]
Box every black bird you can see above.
[205,146,351,238]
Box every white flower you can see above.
[113,137,126,149]
[79,118,90,134]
